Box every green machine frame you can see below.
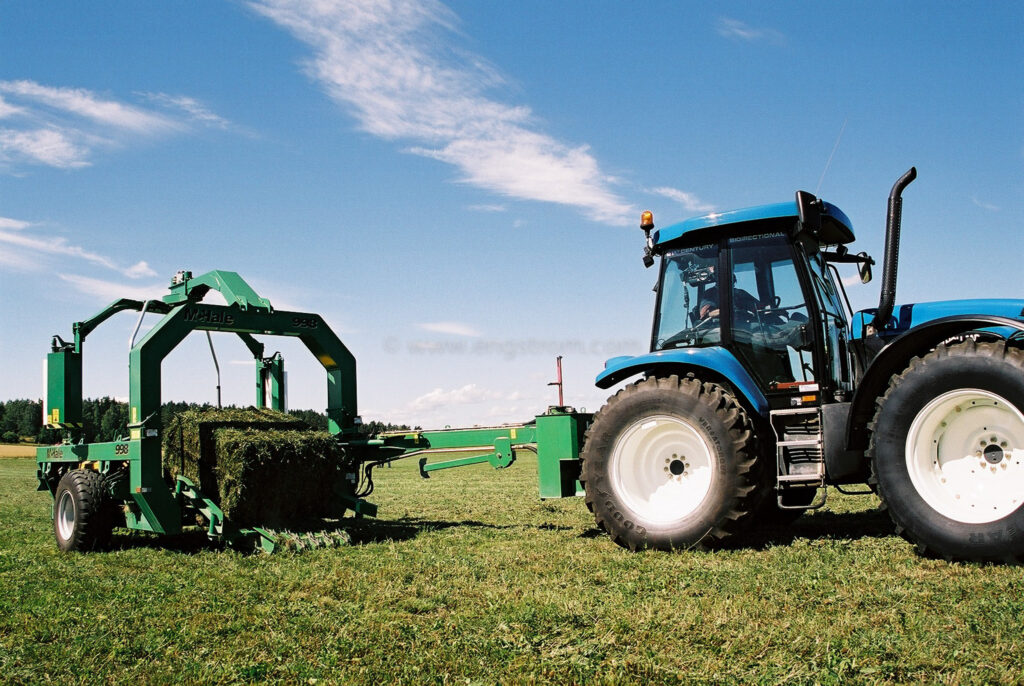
[378,406,591,499]
[36,269,593,552]
[37,270,361,543]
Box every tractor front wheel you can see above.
[871,341,1024,561]
[580,375,765,551]
[54,469,114,552]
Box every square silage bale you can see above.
[212,428,348,527]
[162,407,308,506]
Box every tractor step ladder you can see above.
[769,407,826,510]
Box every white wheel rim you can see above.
[609,414,715,524]
[906,389,1024,524]
[57,490,76,541]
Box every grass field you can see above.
[2,454,1023,684]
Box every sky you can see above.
[1,1,1022,428]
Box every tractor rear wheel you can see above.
[580,375,765,551]
[54,469,114,552]
[870,341,1024,562]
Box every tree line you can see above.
[0,398,411,444]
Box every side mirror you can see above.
[857,252,873,284]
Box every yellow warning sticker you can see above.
[510,429,517,440]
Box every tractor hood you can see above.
[851,299,1024,340]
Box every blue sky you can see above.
[1,1,1021,427]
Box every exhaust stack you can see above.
[870,167,917,332]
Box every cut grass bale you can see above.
[163,408,349,528]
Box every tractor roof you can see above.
[653,200,854,249]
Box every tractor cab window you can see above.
[728,234,816,389]
[653,244,722,350]
[805,251,852,390]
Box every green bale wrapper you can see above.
[163,408,349,529]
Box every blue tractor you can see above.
[580,168,1024,562]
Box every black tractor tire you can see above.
[580,375,766,551]
[53,469,114,552]
[870,341,1024,562]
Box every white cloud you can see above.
[841,273,864,288]
[0,127,91,168]
[0,80,232,171]
[249,0,634,224]
[468,203,507,213]
[717,17,785,45]
[970,194,999,212]
[0,220,157,278]
[0,80,178,133]
[650,186,715,214]
[418,321,482,337]
[363,384,539,427]
[408,383,502,413]
[124,260,158,278]
[0,215,32,230]
[57,273,166,302]
[0,95,24,118]
[141,92,234,130]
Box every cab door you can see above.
[726,234,818,400]
[803,250,853,397]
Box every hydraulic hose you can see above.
[870,167,917,331]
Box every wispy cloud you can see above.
[0,95,24,118]
[0,216,156,278]
[0,215,32,230]
[0,80,179,133]
[0,127,91,168]
[418,321,482,337]
[249,0,634,224]
[123,261,157,278]
[363,382,533,426]
[408,383,502,413]
[468,203,508,213]
[970,194,1000,212]
[0,80,233,170]
[717,17,785,45]
[650,186,715,214]
[57,273,166,302]
[140,92,234,130]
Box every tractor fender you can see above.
[847,314,1024,452]
[596,347,769,418]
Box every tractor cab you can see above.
[645,200,861,411]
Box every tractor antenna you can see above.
[815,118,847,196]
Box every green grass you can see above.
[2,455,1023,684]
